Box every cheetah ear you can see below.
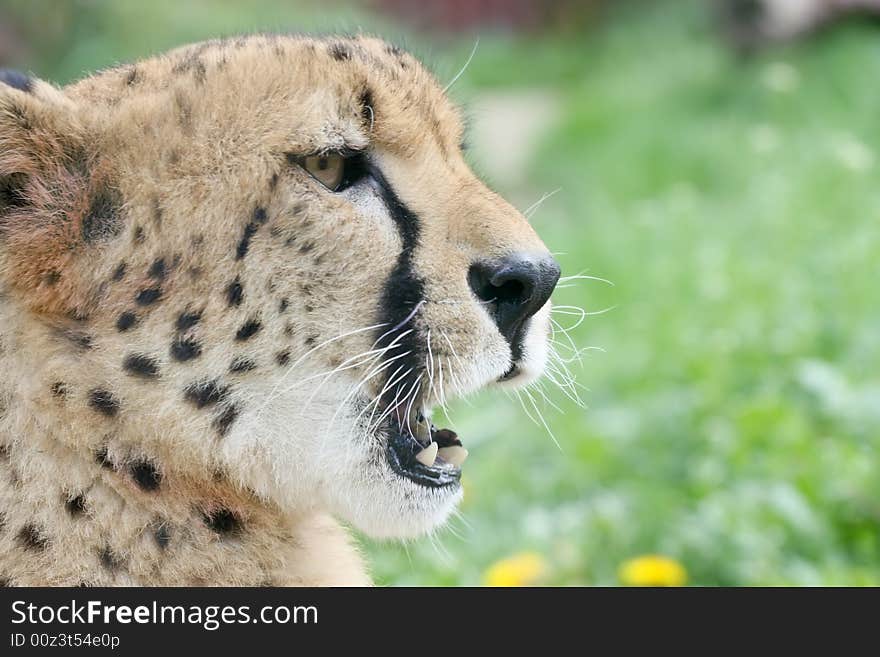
[0,70,84,216]
[0,71,98,318]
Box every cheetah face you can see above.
[0,36,559,540]
[281,151,560,538]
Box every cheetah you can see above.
[0,35,560,586]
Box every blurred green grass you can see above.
[8,0,880,585]
[369,3,880,586]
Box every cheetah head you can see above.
[0,36,559,539]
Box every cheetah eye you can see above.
[302,153,344,190]
[292,151,369,192]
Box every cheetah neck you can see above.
[0,321,369,586]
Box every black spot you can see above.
[329,42,351,61]
[135,287,161,305]
[174,91,192,128]
[153,522,171,550]
[202,508,241,535]
[275,350,290,367]
[44,270,60,285]
[65,494,87,517]
[95,447,115,470]
[124,66,140,86]
[214,404,240,436]
[151,196,163,226]
[226,278,244,307]
[235,319,262,341]
[52,381,69,399]
[68,307,90,322]
[133,225,145,244]
[116,311,137,332]
[0,171,28,211]
[236,207,270,260]
[82,190,123,242]
[176,310,201,331]
[0,69,32,93]
[269,173,279,191]
[112,262,127,281]
[278,298,289,313]
[89,388,120,417]
[359,87,375,125]
[63,330,93,350]
[148,258,166,280]
[173,54,207,84]
[129,461,162,491]
[6,103,30,131]
[184,380,228,408]
[99,546,123,571]
[123,354,159,379]
[304,335,316,347]
[229,358,256,373]
[170,336,202,362]
[17,524,48,551]
[51,381,69,398]
[236,221,258,260]
[298,242,314,254]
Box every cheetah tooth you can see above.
[438,446,468,467]
[415,442,438,467]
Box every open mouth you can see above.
[384,407,467,489]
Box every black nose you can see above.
[468,253,561,356]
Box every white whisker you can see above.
[443,37,479,93]
[523,187,561,218]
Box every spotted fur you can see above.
[0,35,557,586]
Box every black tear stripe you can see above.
[371,166,426,412]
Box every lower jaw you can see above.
[385,413,467,489]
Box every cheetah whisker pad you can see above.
[0,35,560,586]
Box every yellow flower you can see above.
[483,552,547,587]
[619,555,687,587]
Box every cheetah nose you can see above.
[467,252,561,349]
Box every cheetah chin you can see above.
[0,35,559,585]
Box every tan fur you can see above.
[0,35,552,586]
